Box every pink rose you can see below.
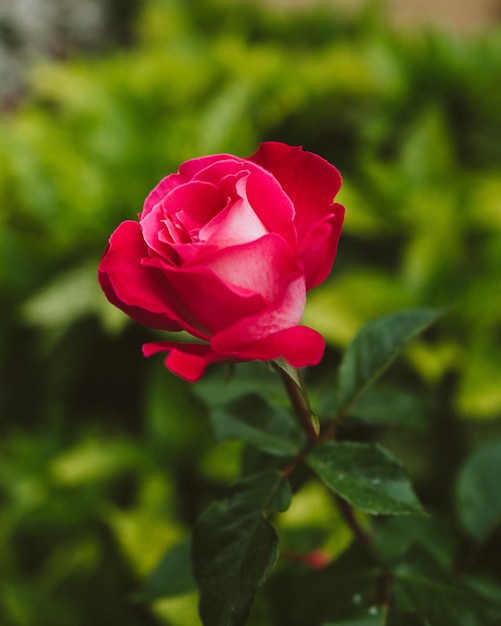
[98,142,344,381]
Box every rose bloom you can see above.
[98,142,344,381]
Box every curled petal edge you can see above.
[143,325,324,382]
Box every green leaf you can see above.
[455,440,501,539]
[192,470,292,626]
[210,393,307,457]
[194,361,282,408]
[269,542,382,625]
[346,385,428,432]
[385,609,431,625]
[322,608,383,625]
[307,442,424,515]
[336,309,444,416]
[374,516,457,568]
[136,540,196,602]
[393,546,501,626]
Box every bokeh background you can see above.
[1,0,501,624]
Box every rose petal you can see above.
[142,180,224,258]
[298,204,345,290]
[244,162,297,249]
[189,157,246,186]
[98,221,182,331]
[194,233,301,304]
[193,158,297,249]
[179,154,241,180]
[142,255,269,335]
[214,325,325,368]
[250,142,344,283]
[250,142,342,231]
[141,154,240,219]
[210,274,306,350]
[164,180,223,233]
[142,173,184,219]
[143,341,219,382]
[142,323,325,380]
[199,174,269,247]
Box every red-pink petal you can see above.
[141,154,240,219]
[210,274,306,350]
[163,180,223,232]
[98,221,182,331]
[143,341,220,382]
[242,163,297,249]
[250,142,343,282]
[214,325,325,368]
[193,233,301,304]
[142,255,269,335]
[199,174,268,247]
[193,158,297,250]
[142,172,184,219]
[299,204,345,290]
[179,154,241,180]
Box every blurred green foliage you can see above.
[1,0,501,623]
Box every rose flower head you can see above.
[98,142,345,381]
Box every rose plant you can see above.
[98,144,496,626]
[98,142,344,381]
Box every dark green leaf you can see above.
[385,609,431,625]
[194,362,281,408]
[347,386,428,432]
[136,540,196,602]
[336,309,444,416]
[463,576,501,612]
[210,393,307,457]
[455,439,501,539]
[307,442,424,515]
[322,607,383,625]
[374,516,457,568]
[393,546,501,626]
[193,470,292,626]
[269,542,382,626]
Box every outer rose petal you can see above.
[298,204,345,290]
[193,233,303,305]
[250,142,342,235]
[143,342,219,382]
[142,255,269,335]
[178,153,240,181]
[250,142,344,286]
[209,274,306,350]
[141,154,239,219]
[98,220,182,331]
[215,325,325,367]
[142,173,185,219]
[142,324,325,381]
